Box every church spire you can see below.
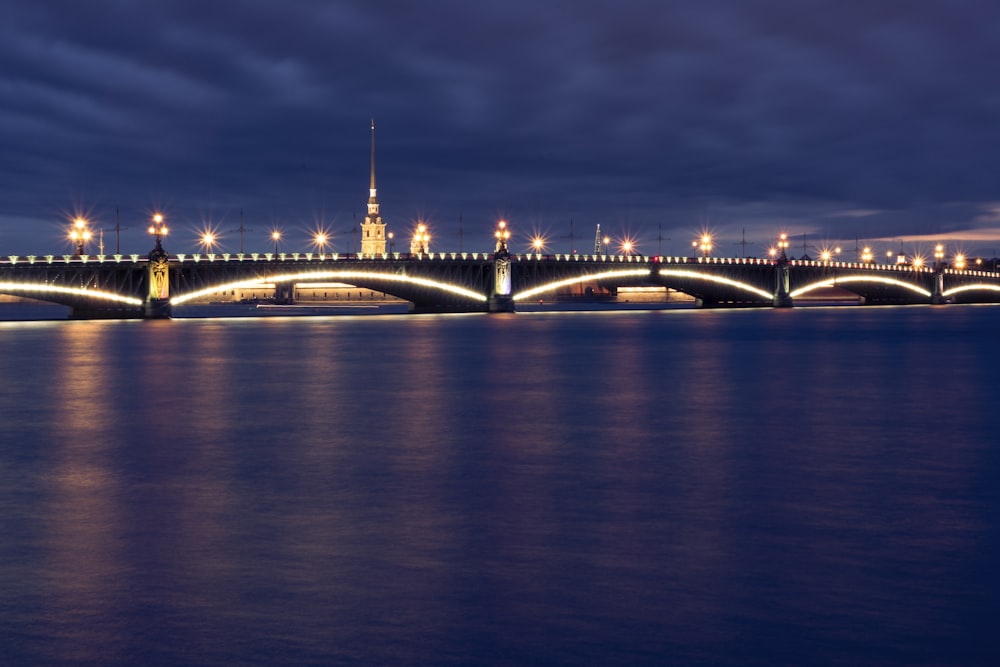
[369,117,376,192]
[361,118,387,256]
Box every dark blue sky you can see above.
[4,0,1000,259]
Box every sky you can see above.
[3,0,1000,260]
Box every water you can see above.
[1,305,998,666]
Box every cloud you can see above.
[3,0,1000,255]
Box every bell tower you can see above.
[360,119,387,256]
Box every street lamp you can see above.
[148,213,168,248]
[314,231,329,253]
[861,246,873,263]
[271,230,281,255]
[387,231,395,253]
[69,217,92,255]
[412,223,430,254]
[697,233,713,257]
[494,220,510,253]
[776,233,789,259]
[603,236,610,254]
[955,253,966,270]
[621,240,634,256]
[934,244,945,268]
[532,236,545,255]
[199,231,217,253]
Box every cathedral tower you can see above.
[360,119,387,255]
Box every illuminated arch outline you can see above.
[657,269,773,300]
[0,281,143,306]
[942,284,1000,297]
[169,270,489,306]
[790,276,932,298]
[512,269,651,301]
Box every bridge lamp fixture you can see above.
[200,231,217,253]
[603,236,611,254]
[69,217,92,255]
[271,230,281,255]
[820,250,831,262]
[387,231,395,253]
[621,239,634,256]
[934,244,945,266]
[861,246,873,263]
[697,233,713,257]
[148,213,168,245]
[413,222,431,254]
[314,231,329,252]
[955,253,966,270]
[531,236,545,255]
[913,256,924,269]
[494,220,510,252]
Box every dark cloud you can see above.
[3,0,1000,257]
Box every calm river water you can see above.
[1,305,998,666]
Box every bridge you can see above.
[3,245,1000,318]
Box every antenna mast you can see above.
[594,223,602,254]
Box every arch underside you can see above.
[170,267,494,312]
[789,274,933,303]
[656,268,775,305]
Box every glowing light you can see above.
[68,217,92,254]
[513,269,651,301]
[0,282,143,306]
[531,236,546,254]
[789,276,932,298]
[148,213,168,241]
[200,231,217,252]
[695,233,713,257]
[912,256,924,268]
[170,270,489,306]
[861,247,873,263]
[943,284,1000,297]
[658,268,773,300]
[954,254,966,270]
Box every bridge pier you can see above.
[931,269,947,304]
[773,256,794,308]
[145,238,172,318]
[274,282,295,305]
[489,239,515,313]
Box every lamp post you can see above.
[69,217,92,255]
[532,237,544,255]
[861,246,873,263]
[314,231,328,253]
[494,220,510,253]
[777,233,789,260]
[148,213,168,249]
[387,231,395,253]
[412,223,430,254]
[200,231,217,254]
[934,244,945,268]
[271,230,281,255]
[698,234,712,257]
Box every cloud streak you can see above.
[3,0,1000,257]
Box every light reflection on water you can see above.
[1,306,999,665]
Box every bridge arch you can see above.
[512,268,651,301]
[656,268,773,301]
[789,275,932,299]
[169,269,488,307]
[0,281,143,308]
[942,283,1000,298]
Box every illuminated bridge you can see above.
[2,249,1000,318]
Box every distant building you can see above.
[360,119,387,256]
